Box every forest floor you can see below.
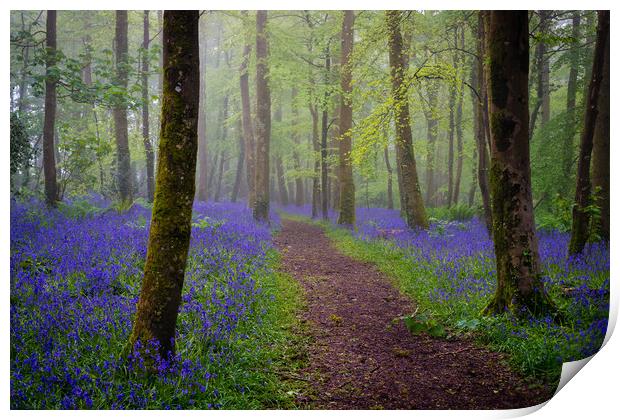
[274,218,555,409]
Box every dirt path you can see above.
[275,218,554,409]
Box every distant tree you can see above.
[562,13,581,184]
[128,10,200,359]
[239,11,256,207]
[274,101,289,206]
[253,10,271,222]
[320,45,331,220]
[386,11,428,229]
[570,10,609,254]
[291,87,304,206]
[113,10,132,202]
[337,10,355,225]
[196,16,209,202]
[483,11,556,316]
[10,112,30,188]
[421,80,439,207]
[384,145,394,210]
[452,25,465,205]
[43,10,58,207]
[142,10,155,202]
[231,117,246,203]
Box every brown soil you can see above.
[274,218,555,410]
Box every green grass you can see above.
[202,250,310,408]
[280,215,590,385]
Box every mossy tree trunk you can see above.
[43,10,58,207]
[386,11,428,229]
[590,14,609,242]
[114,11,132,203]
[337,10,355,225]
[239,13,256,208]
[453,25,465,205]
[142,11,155,202]
[483,11,555,317]
[569,11,609,255]
[128,10,200,359]
[253,10,271,222]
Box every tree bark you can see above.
[253,10,271,222]
[483,11,555,316]
[386,11,428,229]
[570,10,609,254]
[590,18,609,242]
[476,12,493,233]
[213,94,229,202]
[142,11,155,202]
[43,10,58,207]
[128,10,200,359]
[337,10,355,225]
[114,11,132,202]
[422,81,439,206]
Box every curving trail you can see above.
[274,218,554,409]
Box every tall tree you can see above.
[386,11,428,229]
[452,25,465,205]
[590,16,609,242]
[128,10,200,359]
[562,13,581,185]
[114,11,132,202]
[422,80,439,206]
[337,10,355,225]
[239,11,256,207]
[475,12,493,233]
[253,10,271,222]
[320,44,331,220]
[142,11,155,202]
[310,105,321,218]
[291,88,304,206]
[483,11,555,316]
[570,11,609,254]
[43,10,58,206]
[274,100,289,206]
[231,117,245,203]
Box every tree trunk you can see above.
[562,13,581,185]
[43,10,58,207]
[291,88,304,206]
[275,155,289,206]
[476,12,493,233]
[423,81,439,206]
[239,14,256,208]
[337,10,355,225]
[386,11,428,229]
[231,118,245,203]
[253,10,271,222]
[447,75,456,207]
[142,11,155,202]
[529,11,551,140]
[384,145,394,209]
[483,11,555,316]
[320,47,331,220]
[453,25,465,205]
[570,10,609,254]
[114,11,132,202]
[590,18,609,242]
[213,93,229,202]
[310,105,321,218]
[128,10,200,359]
[196,17,208,202]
